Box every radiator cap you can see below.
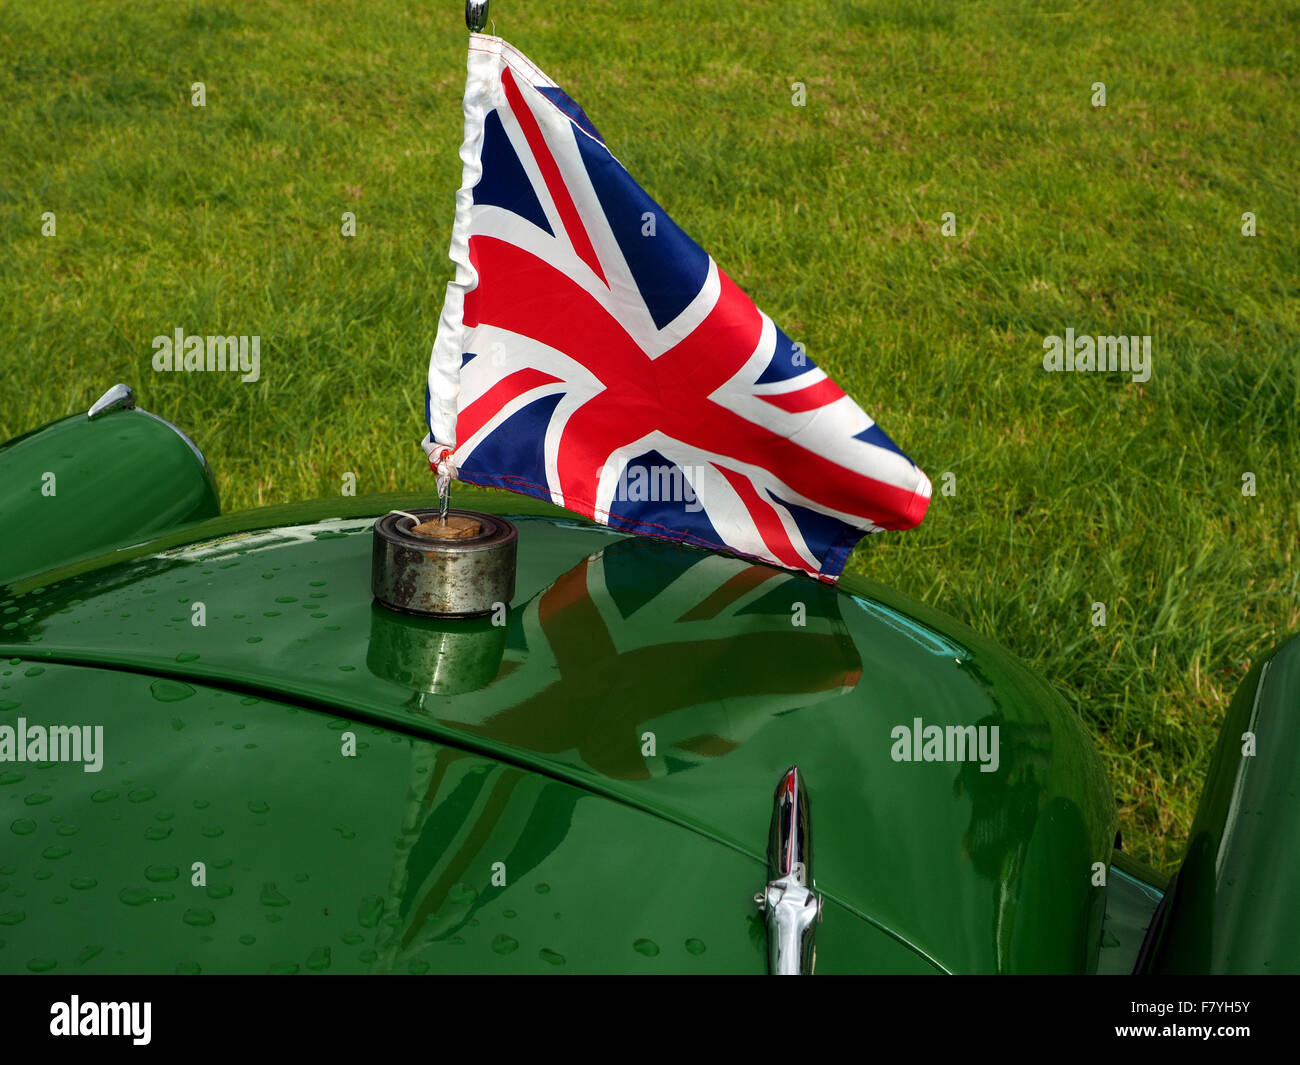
[371,508,517,618]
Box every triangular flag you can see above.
[424,34,930,581]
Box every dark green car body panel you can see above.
[1144,634,1300,974]
[0,409,220,585]
[2,487,1121,973]
[0,662,936,974]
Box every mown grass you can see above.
[2,0,1297,871]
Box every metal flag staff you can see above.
[411,1,490,532]
[367,0,517,619]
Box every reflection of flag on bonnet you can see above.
[438,541,864,781]
[423,34,931,582]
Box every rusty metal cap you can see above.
[371,508,517,618]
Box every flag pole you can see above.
[434,2,491,526]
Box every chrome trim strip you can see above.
[136,408,212,479]
[87,382,212,479]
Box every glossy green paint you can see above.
[0,662,936,974]
[0,409,220,585]
[0,490,1118,973]
[1146,634,1300,974]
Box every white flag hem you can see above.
[424,34,503,455]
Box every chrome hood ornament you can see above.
[87,382,136,419]
[756,765,822,975]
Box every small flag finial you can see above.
[466,2,489,32]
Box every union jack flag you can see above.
[425,34,931,582]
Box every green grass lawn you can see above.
[1,0,1296,873]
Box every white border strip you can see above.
[424,34,505,455]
